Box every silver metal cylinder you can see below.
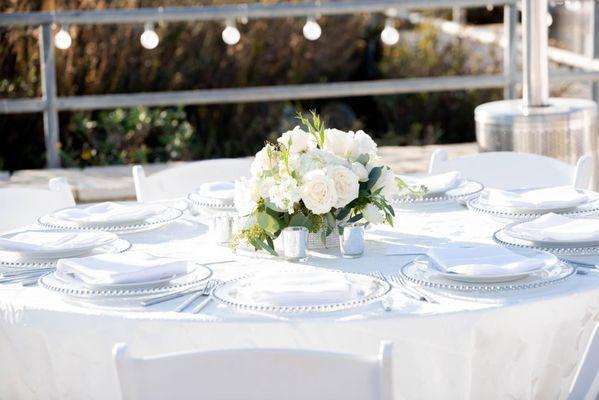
[522,0,549,107]
[475,98,598,184]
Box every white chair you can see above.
[0,177,75,232]
[132,158,253,202]
[113,341,393,400]
[428,149,594,190]
[569,325,599,400]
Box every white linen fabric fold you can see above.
[508,213,599,242]
[402,171,463,194]
[56,251,192,285]
[0,231,117,252]
[427,245,555,276]
[237,270,360,307]
[197,181,235,200]
[483,186,588,210]
[54,202,167,225]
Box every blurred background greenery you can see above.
[0,0,503,170]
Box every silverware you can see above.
[389,274,438,304]
[141,286,204,307]
[0,269,51,284]
[1,267,54,278]
[178,279,219,312]
[370,271,426,303]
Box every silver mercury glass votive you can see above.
[339,222,365,258]
[211,213,235,244]
[282,226,309,262]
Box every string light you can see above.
[380,18,399,46]
[54,25,72,50]
[222,19,241,45]
[140,22,159,50]
[303,17,322,41]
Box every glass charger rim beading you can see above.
[37,207,183,233]
[186,191,236,210]
[400,257,575,292]
[467,194,599,220]
[493,228,599,256]
[39,262,212,298]
[211,269,392,313]
[393,180,484,205]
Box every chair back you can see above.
[113,341,393,400]
[132,158,253,202]
[428,150,594,189]
[0,177,75,232]
[569,325,599,400]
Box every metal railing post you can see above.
[39,23,60,168]
[503,4,517,99]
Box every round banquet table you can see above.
[2,202,599,400]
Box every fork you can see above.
[177,280,219,312]
[388,274,438,304]
[370,271,424,303]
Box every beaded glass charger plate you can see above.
[187,191,236,212]
[211,269,392,314]
[494,223,599,256]
[400,255,575,293]
[394,180,484,206]
[37,207,183,234]
[0,238,131,271]
[466,193,599,220]
[39,262,212,299]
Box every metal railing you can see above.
[0,0,595,167]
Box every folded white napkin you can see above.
[402,171,462,194]
[509,213,599,242]
[57,251,192,285]
[54,202,166,225]
[484,186,588,210]
[427,245,554,276]
[0,231,117,253]
[198,181,235,200]
[240,270,359,307]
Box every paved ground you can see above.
[1,142,478,203]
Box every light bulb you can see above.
[303,17,321,41]
[222,20,240,45]
[54,26,72,50]
[140,22,159,50]
[380,18,399,46]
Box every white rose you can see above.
[352,130,377,158]
[372,166,399,201]
[300,169,338,215]
[250,145,278,177]
[234,177,259,216]
[327,165,359,208]
[323,129,355,158]
[298,149,345,175]
[362,203,385,225]
[277,126,316,154]
[269,178,301,214]
[351,162,369,182]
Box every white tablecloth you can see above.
[2,202,599,400]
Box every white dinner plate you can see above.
[50,202,167,227]
[0,230,119,261]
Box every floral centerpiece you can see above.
[233,112,410,255]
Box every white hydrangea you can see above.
[234,177,259,216]
[250,145,278,177]
[268,178,301,214]
[297,148,345,176]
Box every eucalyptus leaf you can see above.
[256,212,280,234]
[289,213,313,230]
[336,207,350,221]
[265,200,286,213]
[348,213,363,223]
[365,166,382,190]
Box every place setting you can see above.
[186,181,236,215]
[387,243,576,298]
[467,185,599,220]
[394,171,484,208]
[38,250,214,309]
[0,230,131,285]
[37,201,184,234]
